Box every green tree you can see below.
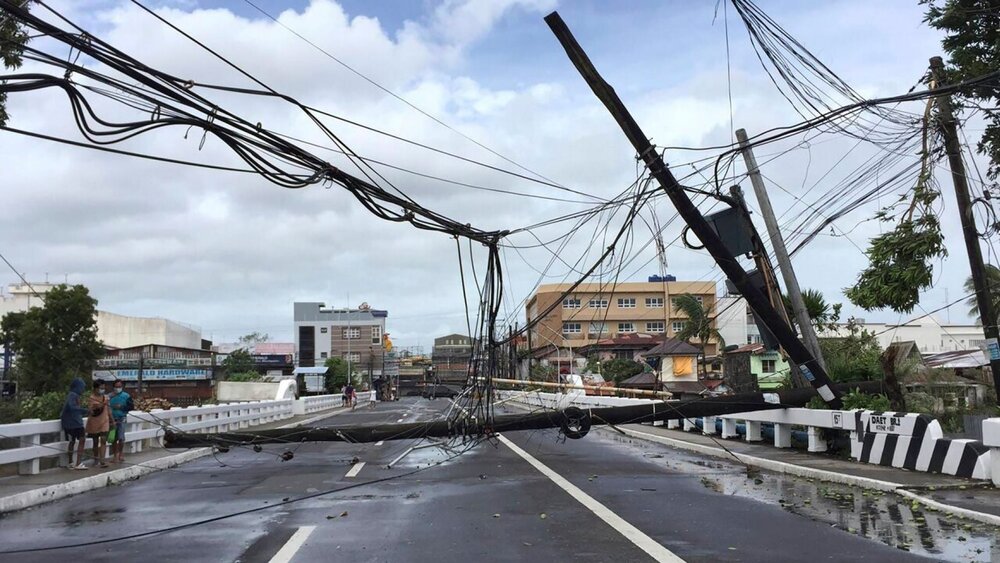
[221,348,255,379]
[672,293,724,375]
[237,331,270,349]
[817,319,884,383]
[924,0,1000,180]
[603,358,644,385]
[783,288,843,332]
[0,284,103,396]
[0,1,30,127]
[963,263,1000,325]
[324,356,354,390]
[529,363,557,383]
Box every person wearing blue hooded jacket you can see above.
[61,377,89,470]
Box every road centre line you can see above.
[497,434,684,563]
[268,525,315,563]
[375,441,384,446]
[345,461,366,478]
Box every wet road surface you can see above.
[0,397,997,562]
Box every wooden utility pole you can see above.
[736,128,827,372]
[544,12,843,408]
[930,56,1000,398]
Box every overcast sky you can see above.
[1,0,990,351]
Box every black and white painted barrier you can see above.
[853,411,991,480]
[497,389,1000,483]
[690,408,997,483]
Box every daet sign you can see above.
[860,412,917,436]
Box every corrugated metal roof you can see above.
[645,338,700,356]
[922,349,987,369]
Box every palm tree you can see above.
[673,293,724,376]
[964,264,1000,325]
[782,288,841,331]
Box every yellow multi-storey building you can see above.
[525,280,720,361]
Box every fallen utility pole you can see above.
[489,377,674,399]
[736,128,827,374]
[543,12,842,408]
[930,56,1000,399]
[163,381,882,448]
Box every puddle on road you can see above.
[601,430,1000,562]
[63,507,127,527]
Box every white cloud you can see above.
[1,0,979,352]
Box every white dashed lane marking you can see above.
[268,526,315,563]
[345,462,366,478]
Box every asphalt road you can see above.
[0,398,996,562]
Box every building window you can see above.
[562,322,582,335]
[761,359,776,373]
[646,322,665,333]
[618,322,635,333]
[320,352,328,359]
[588,298,608,309]
[617,297,636,309]
[671,321,686,333]
[645,297,664,308]
[563,298,581,309]
[372,325,382,345]
[589,322,607,335]
[320,327,328,333]
[343,352,361,363]
[343,327,360,339]
[615,350,632,360]
[671,296,704,309]
[971,339,987,348]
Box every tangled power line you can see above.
[2,0,999,439]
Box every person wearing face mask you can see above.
[84,379,113,468]
[107,380,133,463]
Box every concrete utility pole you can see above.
[736,128,827,372]
[930,56,1000,399]
[729,185,810,389]
[544,11,842,408]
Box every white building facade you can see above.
[822,315,986,354]
[294,302,388,373]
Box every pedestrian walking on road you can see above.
[108,380,133,464]
[84,380,113,468]
[60,377,89,470]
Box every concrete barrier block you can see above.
[807,426,827,453]
[774,423,791,448]
[745,421,762,442]
[721,418,738,439]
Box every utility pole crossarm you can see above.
[544,11,843,408]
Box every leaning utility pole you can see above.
[544,12,842,408]
[729,186,810,389]
[930,56,1000,398]
[736,128,827,372]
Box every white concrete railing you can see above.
[294,391,374,415]
[984,419,1000,486]
[500,390,999,483]
[0,394,344,475]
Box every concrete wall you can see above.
[217,381,282,402]
[821,315,985,353]
[716,296,747,348]
[97,311,201,349]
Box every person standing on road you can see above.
[108,380,132,464]
[60,377,89,470]
[84,380,113,468]
[344,382,356,409]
